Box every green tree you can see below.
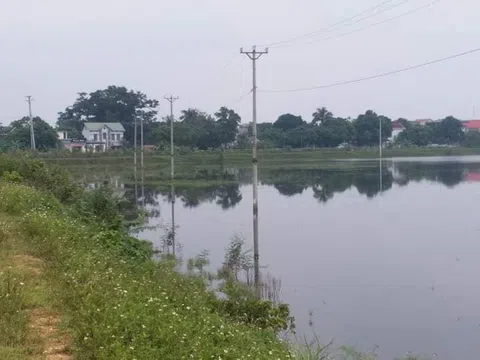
[7,117,58,150]
[273,114,304,131]
[214,107,241,148]
[312,107,333,125]
[57,86,159,144]
[433,116,465,144]
[179,108,219,149]
[315,117,355,147]
[284,125,316,148]
[396,118,410,129]
[396,124,433,146]
[463,131,480,147]
[257,123,284,148]
[354,110,392,146]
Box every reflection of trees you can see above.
[216,184,243,209]
[177,187,217,208]
[264,168,392,203]
[81,161,480,215]
[162,184,243,210]
[123,184,161,221]
[353,169,393,198]
[392,162,475,188]
[312,171,355,203]
[265,161,478,203]
[274,183,307,197]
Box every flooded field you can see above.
[61,156,480,359]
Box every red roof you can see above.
[463,120,480,129]
[392,122,405,130]
[465,172,480,182]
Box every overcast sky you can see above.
[1,0,479,126]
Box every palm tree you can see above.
[312,107,333,125]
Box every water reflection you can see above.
[74,157,480,358]
[79,160,480,212]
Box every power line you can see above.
[290,0,441,48]
[260,46,480,93]
[265,0,407,48]
[226,89,253,108]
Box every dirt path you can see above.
[11,255,72,360]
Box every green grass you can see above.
[0,182,293,359]
[37,146,480,166]
[0,215,49,359]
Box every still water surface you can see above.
[77,156,480,359]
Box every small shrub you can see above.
[1,170,23,183]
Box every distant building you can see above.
[390,122,406,142]
[82,123,125,152]
[462,120,480,133]
[415,119,433,126]
[57,131,69,141]
[57,131,86,152]
[238,123,250,136]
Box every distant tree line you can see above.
[251,108,391,149]
[1,85,479,151]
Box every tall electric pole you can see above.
[164,95,179,257]
[164,95,179,180]
[241,45,268,297]
[379,117,382,159]
[26,96,36,150]
[379,118,383,193]
[140,117,144,168]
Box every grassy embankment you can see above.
[0,154,295,359]
[38,146,480,167]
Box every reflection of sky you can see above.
[139,180,480,360]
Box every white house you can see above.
[82,123,125,152]
[56,131,86,152]
[389,122,406,142]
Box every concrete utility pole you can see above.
[164,95,179,180]
[164,95,179,257]
[170,184,176,256]
[26,96,36,150]
[134,116,138,167]
[241,45,268,297]
[379,118,383,193]
[379,117,382,160]
[140,117,144,168]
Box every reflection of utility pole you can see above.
[241,45,268,297]
[171,184,176,256]
[140,117,144,168]
[134,116,138,167]
[141,165,145,207]
[26,96,36,150]
[379,158,383,193]
[164,95,179,257]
